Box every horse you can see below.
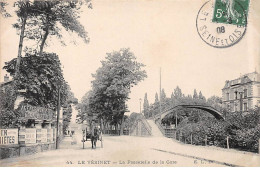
[91,128,99,149]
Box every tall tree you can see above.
[199,91,206,102]
[90,48,147,134]
[193,89,198,99]
[161,88,166,103]
[173,86,183,99]
[22,0,92,56]
[155,92,159,103]
[12,1,34,87]
[143,93,149,118]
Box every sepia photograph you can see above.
[0,0,260,167]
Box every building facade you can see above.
[222,72,260,112]
[0,75,58,159]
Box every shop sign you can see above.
[25,128,36,144]
[40,129,47,143]
[18,104,55,121]
[47,129,54,142]
[0,129,18,145]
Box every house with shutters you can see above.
[222,72,260,112]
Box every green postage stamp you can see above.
[212,0,250,26]
[196,0,250,48]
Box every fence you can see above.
[155,121,176,138]
[156,123,260,153]
[0,128,56,159]
[102,129,129,135]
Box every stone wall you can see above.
[0,143,56,159]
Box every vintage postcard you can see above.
[0,0,260,167]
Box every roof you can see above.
[223,72,260,89]
[0,80,12,87]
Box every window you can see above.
[243,103,247,111]
[244,89,247,98]
[235,91,238,99]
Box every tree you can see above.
[2,0,91,108]
[76,91,94,124]
[161,88,166,103]
[0,0,11,17]
[3,52,69,108]
[173,86,182,99]
[199,91,206,102]
[19,0,92,56]
[62,104,72,134]
[193,89,198,99]
[155,92,159,103]
[89,48,147,134]
[10,0,39,87]
[143,93,149,118]
[0,84,20,128]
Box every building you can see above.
[222,72,260,112]
[0,74,58,159]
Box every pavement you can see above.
[0,120,259,167]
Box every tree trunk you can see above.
[14,15,27,82]
[11,15,27,110]
[39,26,49,57]
[120,117,124,135]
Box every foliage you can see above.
[62,104,73,134]
[0,84,20,128]
[3,52,70,109]
[0,0,11,17]
[76,91,93,124]
[77,48,147,134]
[12,0,91,54]
[161,88,166,102]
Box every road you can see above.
[0,120,259,167]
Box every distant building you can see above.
[222,72,260,112]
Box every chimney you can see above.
[4,74,9,82]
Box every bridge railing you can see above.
[155,121,165,136]
[155,120,176,138]
[164,128,176,138]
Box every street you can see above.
[0,135,222,167]
[1,120,259,167]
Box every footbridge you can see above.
[154,104,224,121]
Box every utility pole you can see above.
[56,87,61,149]
[159,68,162,115]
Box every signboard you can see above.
[40,129,47,143]
[0,129,18,145]
[25,128,36,144]
[47,129,54,143]
[18,104,55,121]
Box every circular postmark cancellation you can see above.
[196,0,249,48]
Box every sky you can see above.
[1,0,260,115]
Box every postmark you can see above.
[196,0,250,48]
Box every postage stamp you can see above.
[196,0,250,48]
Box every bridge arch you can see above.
[156,104,224,121]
